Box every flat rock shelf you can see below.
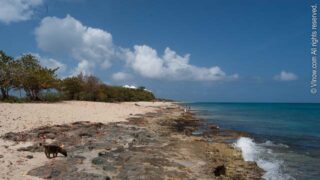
[1,106,263,179]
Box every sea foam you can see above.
[234,137,294,180]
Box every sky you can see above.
[0,0,319,102]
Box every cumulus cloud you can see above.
[124,45,238,81]
[72,60,95,76]
[112,72,132,81]
[274,71,298,81]
[35,15,238,82]
[0,0,43,24]
[35,15,115,74]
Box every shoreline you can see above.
[185,103,305,180]
[0,101,263,179]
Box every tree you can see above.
[16,54,58,100]
[81,75,101,101]
[0,51,15,99]
[59,77,84,100]
[0,50,156,102]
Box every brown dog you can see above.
[39,143,67,159]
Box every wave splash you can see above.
[234,137,293,180]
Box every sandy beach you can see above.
[0,101,172,135]
[0,101,173,180]
[0,101,262,179]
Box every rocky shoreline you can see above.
[1,104,263,179]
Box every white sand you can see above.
[0,101,174,179]
[0,101,174,134]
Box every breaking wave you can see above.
[234,137,294,180]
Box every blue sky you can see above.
[0,0,319,102]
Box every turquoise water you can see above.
[186,103,320,180]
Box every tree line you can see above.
[0,50,155,102]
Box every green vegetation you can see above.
[0,50,155,102]
[58,73,155,102]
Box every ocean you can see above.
[186,103,320,180]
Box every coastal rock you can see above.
[92,157,107,165]
[1,107,263,179]
[208,124,219,130]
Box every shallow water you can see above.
[186,103,320,180]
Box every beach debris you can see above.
[213,165,226,176]
[26,155,33,159]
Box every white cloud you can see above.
[0,0,43,24]
[35,15,115,74]
[274,71,298,81]
[35,15,238,82]
[124,45,238,81]
[72,60,94,76]
[112,72,132,81]
[35,15,84,54]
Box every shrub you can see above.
[0,50,157,103]
[39,92,63,102]
[0,96,24,103]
